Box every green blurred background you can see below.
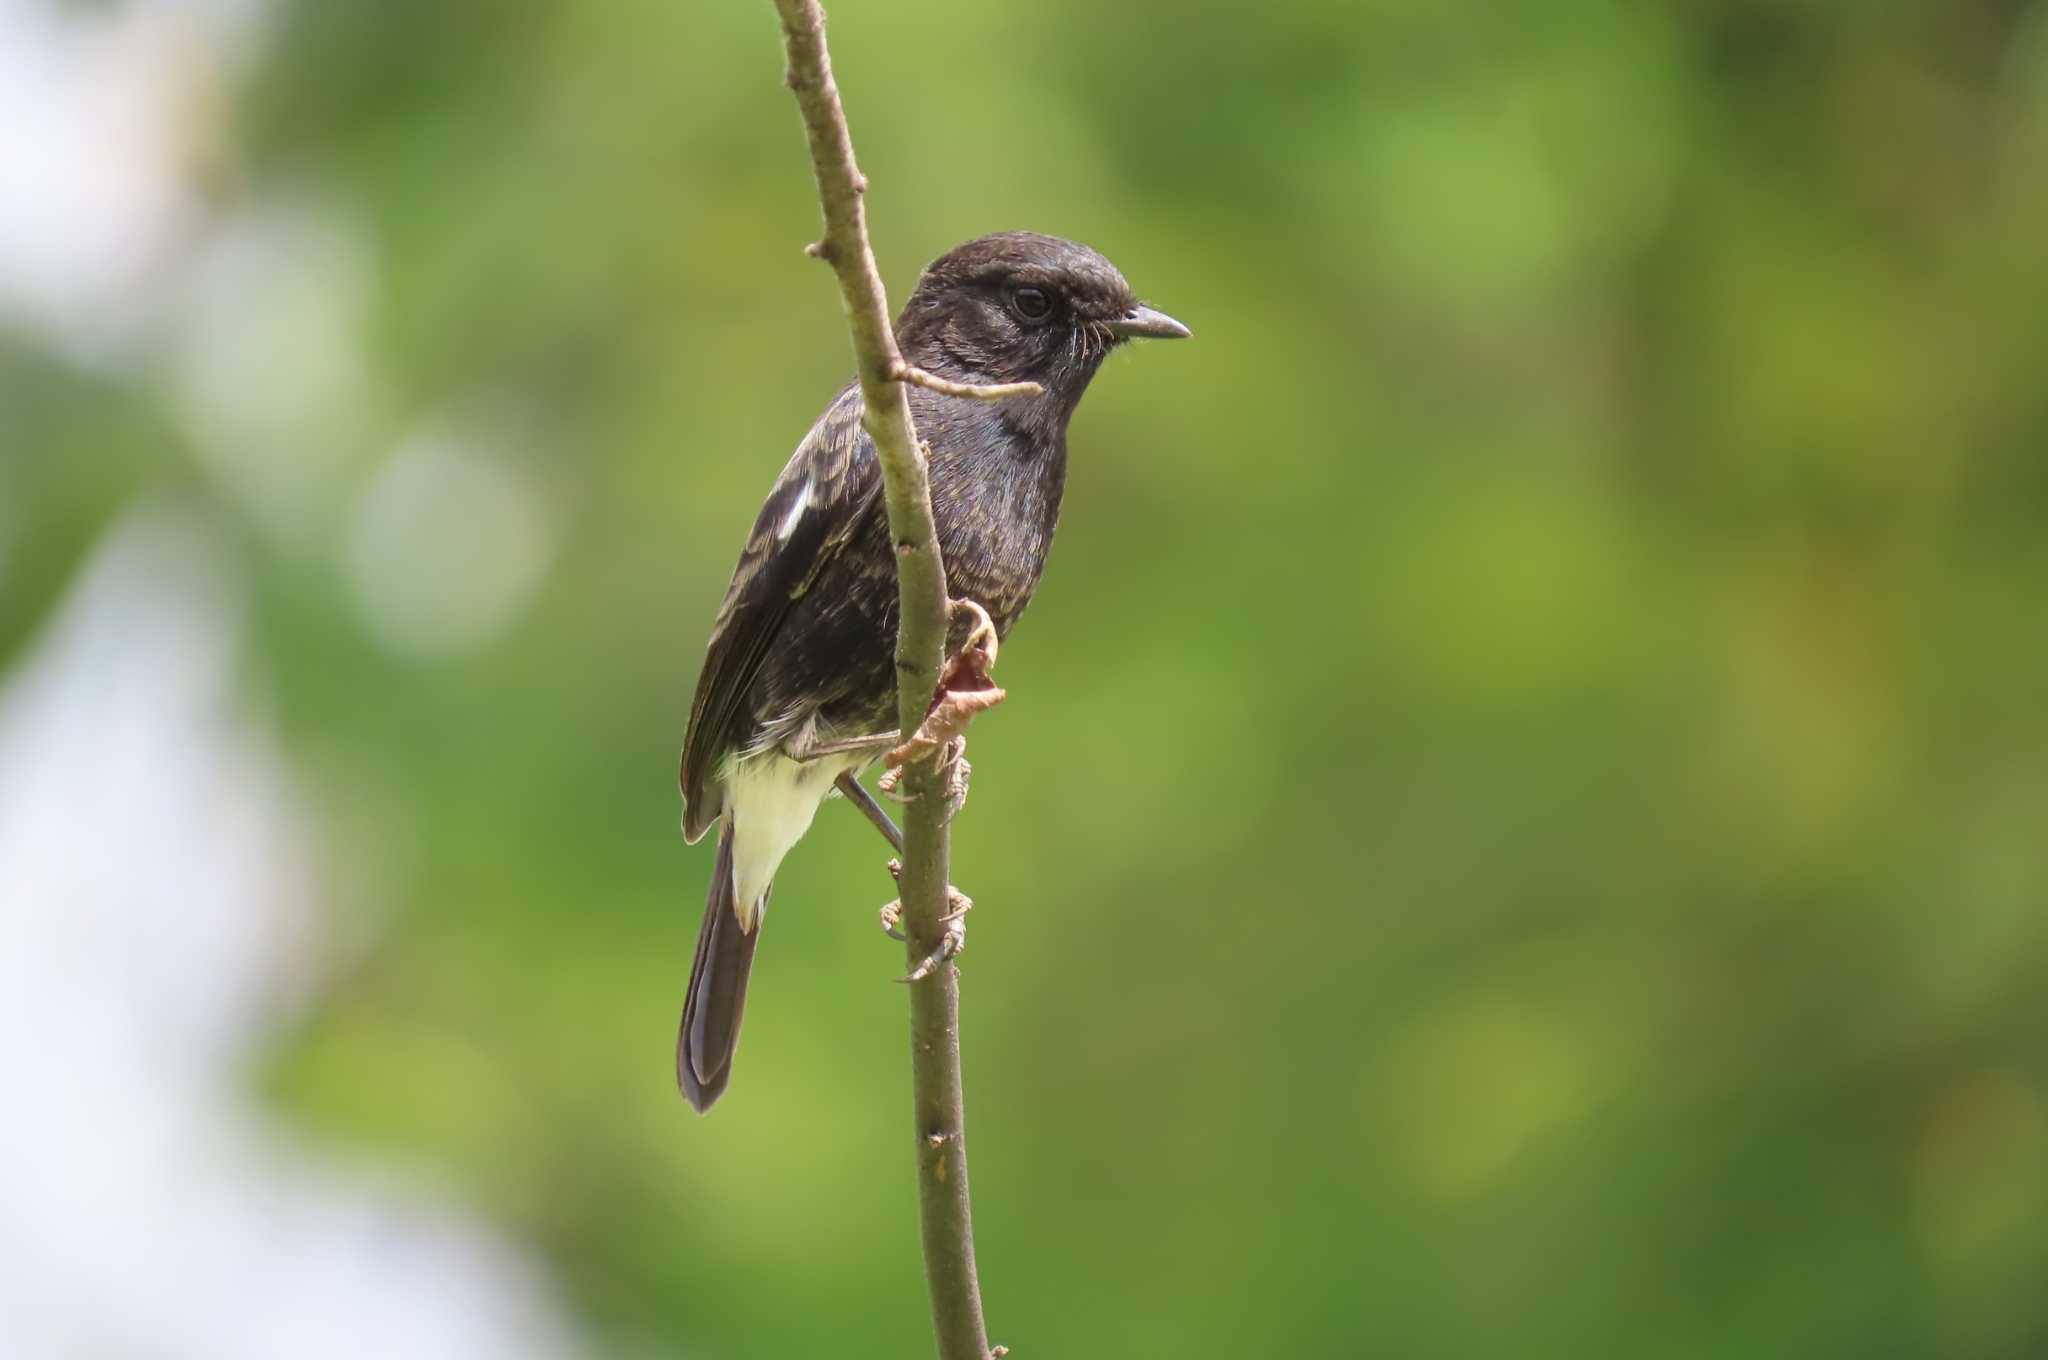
[7,0,2048,1355]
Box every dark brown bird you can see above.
[677,231,1188,1111]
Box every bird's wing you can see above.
[680,384,881,842]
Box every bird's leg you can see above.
[789,729,900,761]
[834,769,903,853]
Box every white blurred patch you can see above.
[0,0,384,543]
[346,413,558,661]
[0,507,582,1359]
[0,0,259,363]
[168,192,379,541]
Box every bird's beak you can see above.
[1105,304,1191,341]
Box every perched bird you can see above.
[677,231,1188,1111]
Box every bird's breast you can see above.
[929,434,1067,637]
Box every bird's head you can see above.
[896,232,1188,403]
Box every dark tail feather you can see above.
[679,825,761,1113]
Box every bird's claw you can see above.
[941,745,971,823]
[877,859,909,940]
[898,887,973,983]
[877,737,972,821]
[950,598,1000,666]
[886,600,1005,770]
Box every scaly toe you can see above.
[900,906,969,983]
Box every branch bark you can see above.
[768,4,995,1357]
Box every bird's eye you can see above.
[1008,285,1053,323]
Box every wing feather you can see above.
[679,386,879,841]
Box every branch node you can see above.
[804,238,835,262]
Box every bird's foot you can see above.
[878,860,972,978]
[885,599,1005,771]
[877,736,971,822]
[877,761,906,801]
[943,747,972,823]
[900,887,972,983]
[879,859,907,941]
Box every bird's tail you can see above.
[679,824,761,1113]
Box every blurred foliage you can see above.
[9,0,2048,1355]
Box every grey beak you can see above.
[1105,304,1191,341]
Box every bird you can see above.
[676,231,1188,1112]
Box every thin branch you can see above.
[893,361,1044,402]
[768,3,997,1357]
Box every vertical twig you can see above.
[767,3,994,1356]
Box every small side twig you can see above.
[892,360,1044,403]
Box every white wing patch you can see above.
[775,479,812,542]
